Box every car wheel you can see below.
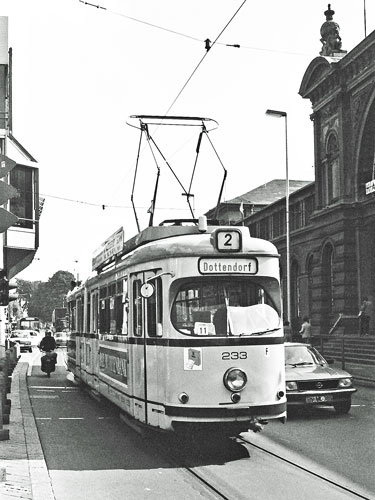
[333,400,351,414]
[29,348,33,353]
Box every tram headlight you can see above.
[286,381,297,391]
[223,368,247,392]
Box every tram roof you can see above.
[91,221,278,274]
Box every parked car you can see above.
[285,342,357,414]
[54,331,69,347]
[7,329,39,352]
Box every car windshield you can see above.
[285,345,327,366]
[171,277,281,336]
[11,332,29,338]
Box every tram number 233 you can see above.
[222,351,247,360]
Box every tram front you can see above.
[156,227,286,434]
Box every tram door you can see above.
[131,273,152,424]
[130,271,162,426]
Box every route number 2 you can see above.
[217,230,241,252]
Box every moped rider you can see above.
[39,330,57,351]
[39,330,57,371]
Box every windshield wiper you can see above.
[239,327,281,337]
[287,362,314,367]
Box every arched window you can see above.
[322,133,340,205]
[322,243,334,314]
[290,260,300,325]
[307,255,314,316]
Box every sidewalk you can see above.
[345,362,375,387]
[0,361,54,500]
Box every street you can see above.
[262,386,375,493]
[26,348,375,500]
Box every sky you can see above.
[1,0,374,283]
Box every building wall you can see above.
[238,31,375,337]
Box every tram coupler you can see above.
[248,418,268,433]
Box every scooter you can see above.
[40,350,57,377]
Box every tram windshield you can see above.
[171,278,281,336]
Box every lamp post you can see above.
[265,109,290,324]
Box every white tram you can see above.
[67,219,286,435]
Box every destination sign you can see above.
[198,258,258,275]
[92,227,124,270]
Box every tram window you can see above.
[69,303,76,331]
[147,277,162,337]
[112,295,124,334]
[77,298,84,333]
[86,298,90,333]
[133,280,142,336]
[91,293,99,333]
[110,297,116,334]
[171,278,281,336]
[100,298,110,334]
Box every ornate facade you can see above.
[244,9,375,336]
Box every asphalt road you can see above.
[27,349,375,499]
[260,385,375,494]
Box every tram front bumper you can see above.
[165,401,286,420]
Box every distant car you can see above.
[8,330,39,353]
[285,342,357,414]
[54,331,68,347]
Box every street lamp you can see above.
[265,109,290,324]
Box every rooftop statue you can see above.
[320,4,345,56]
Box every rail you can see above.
[328,313,359,335]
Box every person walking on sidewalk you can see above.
[359,296,372,336]
[299,316,312,343]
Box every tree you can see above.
[16,270,75,323]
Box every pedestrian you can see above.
[283,320,293,342]
[299,316,312,343]
[359,296,372,336]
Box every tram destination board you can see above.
[198,257,258,275]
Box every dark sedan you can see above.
[285,342,357,414]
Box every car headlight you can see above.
[223,368,247,392]
[338,378,352,388]
[286,381,298,391]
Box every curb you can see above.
[0,362,55,500]
[18,362,55,500]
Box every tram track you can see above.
[236,434,373,500]
[148,430,373,500]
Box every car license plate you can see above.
[306,395,333,404]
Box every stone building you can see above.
[211,6,375,338]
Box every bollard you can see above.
[8,346,18,371]
[5,350,14,375]
[0,372,10,425]
[0,358,11,394]
[0,397,10,440]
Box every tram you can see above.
[66,116,286,435]
[19,316,40,331]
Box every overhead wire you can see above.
[78,0,313,57]
[39,191,207,212]
[75,1,259,219]
[163,0,247,116]
[78,0,312,210]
